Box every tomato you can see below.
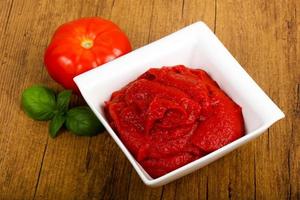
[44,17,132,92]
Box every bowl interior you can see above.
[74,22,284,185]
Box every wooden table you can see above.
[0,0,299,199]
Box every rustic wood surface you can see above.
[0,0,299,199]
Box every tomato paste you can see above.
[105,65,244,178]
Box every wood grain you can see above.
[216,1,300,199]
[0,0,299,199]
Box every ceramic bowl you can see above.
[74,22,284,187]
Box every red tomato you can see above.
[44,17,132,92]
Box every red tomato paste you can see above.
[105,65,244,178]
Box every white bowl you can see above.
[74,22,285,187]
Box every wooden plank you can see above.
[204,1,257,198]
[0,0,55,199]
[111,0,164,199]
[32,0,114,199]
[124,1,215,200]
[34,0,156,199]
[0,0,14,42]
[289,1,300,199]
[158,1,216,200]
[127,0,183,198]
[216,0,300,199]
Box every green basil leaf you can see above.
[65,106,104,136]
[56,90,72,112]
[21,85,56,120]
[49,113,66,138]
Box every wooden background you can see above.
[0,0,299,199]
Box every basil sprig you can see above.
[49,113,66,138]
[56,90,72,112]
[21,86,56,120]
[21,85,104,138]
[66,107,103,136]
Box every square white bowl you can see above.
[74,22,284,187]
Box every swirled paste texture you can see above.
[105,65,244,178]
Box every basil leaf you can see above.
[56,90,72,112]
[21,85,56,120]
[65,106,104,136]
[49,113,66,138]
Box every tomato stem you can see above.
[81,39,93,49]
